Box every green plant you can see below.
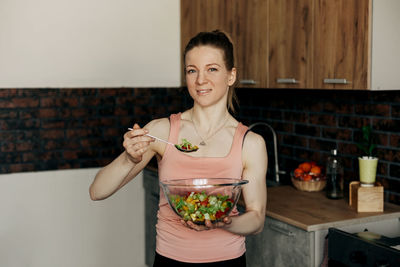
[356,125,377,157]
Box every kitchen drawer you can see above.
[246,216,315,267]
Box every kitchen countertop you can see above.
[264,185,400,232]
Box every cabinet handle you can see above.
[269,224,295,237]
[239,79,257,85]
[323,78,350,84]
[277,78,299,84]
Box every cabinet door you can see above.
[268,0,313,88]
[314,0,371,89]
[180,0,268,88]
[181,0,234,48]
[246,217,315,267]
[231,0,268,88]
[181,0,235,85]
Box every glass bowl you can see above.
[160,178,249,225]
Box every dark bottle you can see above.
[326,149,344,199]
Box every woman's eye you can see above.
[186,69,196,74]
[209,67,218,72]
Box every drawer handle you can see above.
[239,79,257,85]
[323,78,350,84]
[269,224,295,237]
[277,78,299,84]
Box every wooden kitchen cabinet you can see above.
[273,0,400,90]
[231,0,268,88]
[180,0,232,47]
[180,0,399,90]
[267,0,313,88]
[269,0,371,90]
[313,0,371,89]
[180,0,268,88]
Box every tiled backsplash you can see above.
[1,88,399,204]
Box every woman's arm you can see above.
[222,131,267,235]
[89,121,162,201]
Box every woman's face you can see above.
[185,45,236,108]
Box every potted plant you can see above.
[356,125,378,187]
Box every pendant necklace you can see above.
[191,110,229,146]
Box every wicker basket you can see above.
[291,177,326,192]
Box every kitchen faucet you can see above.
[249,122,285,184]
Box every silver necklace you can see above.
[191,110,229,146]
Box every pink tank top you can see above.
[156,113,248,263]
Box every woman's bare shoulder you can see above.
[244,130,266,146]
[243,130,267,158]
[242,130,268,179]
[145,117,169,128]
[144,117,171,139]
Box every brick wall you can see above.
[236,89,400,204]
[0,88,190,173]
[1,88,399,204]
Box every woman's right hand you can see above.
[123,123,154,164]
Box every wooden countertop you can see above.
[265,186,400,232]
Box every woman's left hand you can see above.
[180,216,232,231]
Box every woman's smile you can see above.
[196,88,212,96]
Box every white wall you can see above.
[0,0,180,88]
[371,0,400,90]
[0,1,177,265]
[0,168,146,267]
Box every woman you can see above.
[89,30,267,266]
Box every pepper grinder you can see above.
[326,149,344,199]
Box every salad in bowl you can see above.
[160,178,248,224]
